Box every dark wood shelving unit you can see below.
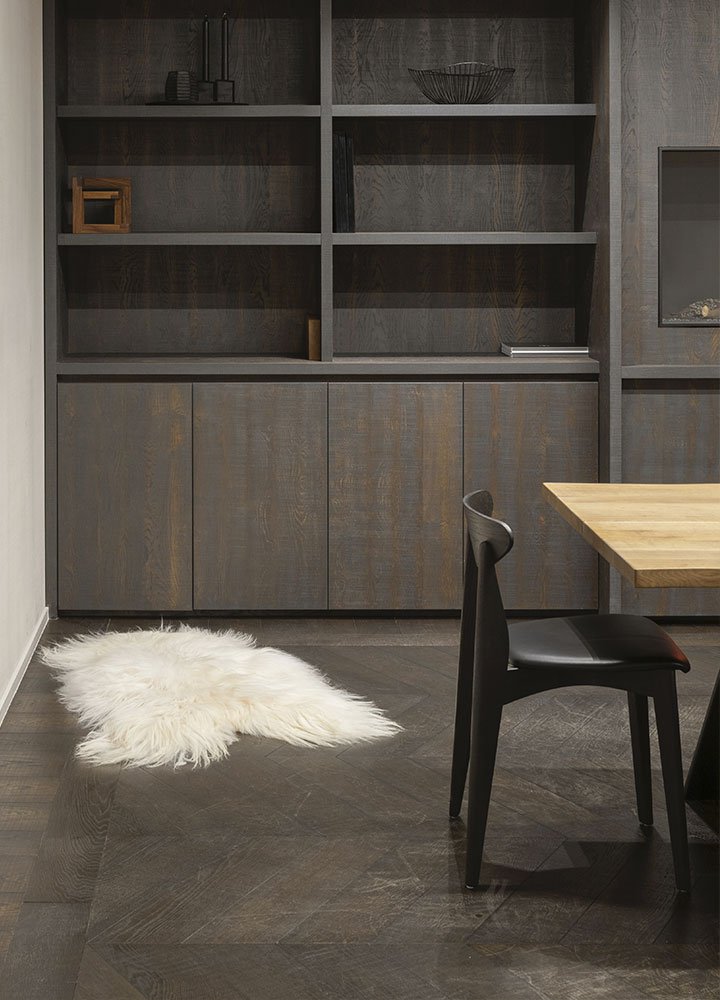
[45,0,643,616]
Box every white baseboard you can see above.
[0,606,50,727]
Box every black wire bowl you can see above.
[408,62,515,104]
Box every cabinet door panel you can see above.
[193,383,328,611]
[464,381,598,610]
[58,383,192,611]
[621,384,720,616]
[329,382,463,610]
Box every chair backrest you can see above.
[463,490,514,567]
[460,491,514,685]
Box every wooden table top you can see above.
[542,482,720,588]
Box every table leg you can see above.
[685,670,719,832]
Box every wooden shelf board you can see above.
[58,104,322,118]
[622,364,720,380]
[333,232,598,246]
[58,233,322,247]
[333,103,597,118]
[55,355,600,377]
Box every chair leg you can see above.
[449,644,473,818]
[627,692,653,826]
[464,692,503,889]
[653,672,691,892]
[449,540,477,819]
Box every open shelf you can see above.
[59,233,321,246]
[63,1,319,106]
[58,104,322,118]
[332,1,593,106]
[332,115,592,235]
[60,116,319,235]
[333,232,597,246]
[333,243,594,356]
[58,244,319,358]
[333,104,597,118]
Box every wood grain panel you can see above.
[58,383,192,611]
[62,246,320,356]
[621,0,720,365]
[464,381,598,609]
[328,382,463,609]
[336,118,576,233]
[334,245,579,356]
[193,383,328,611]
[66,2,319,105]
[332,0,575,104]
[621,382,720,615]
[62,119,319,234]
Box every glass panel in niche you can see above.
[659,148,720,326]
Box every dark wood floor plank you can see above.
[73,946,146,1000]
[1,902,89,1000]
[24,758,120,903]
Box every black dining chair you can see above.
[450,490,692,892]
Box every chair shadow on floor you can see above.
[446,818,719,931]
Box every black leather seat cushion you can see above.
[509,614,690,672]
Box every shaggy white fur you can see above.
[41,626,401,768]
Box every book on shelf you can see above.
[332,132,355,233]
[500,342,590,357]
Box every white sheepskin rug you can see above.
[41,626,401,768]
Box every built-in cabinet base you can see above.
[57,380,599,614]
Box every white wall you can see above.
[0,0,47,719]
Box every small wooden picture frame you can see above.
[72,177,132,234]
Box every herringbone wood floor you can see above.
[0,617,717,999]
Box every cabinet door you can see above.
[464,382,598,610]
[58,383,192,611]
[193,383,328,611]
[621,384,720,616]
[329,382,463,610]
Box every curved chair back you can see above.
[460,491,514,690]
[463,490,513,566]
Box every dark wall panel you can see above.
[621,0,720,365]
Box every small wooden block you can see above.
[307,317,321,361]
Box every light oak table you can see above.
[542,482,720,589]
[543,482,720,817]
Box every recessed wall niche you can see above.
[658,148,720,327]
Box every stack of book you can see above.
[500,342,590,357]
[333,133,355,233]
